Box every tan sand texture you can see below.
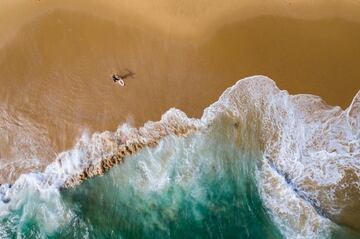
[0,0,359,183]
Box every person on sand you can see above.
[112,70,135,87]
[112,74,125,86]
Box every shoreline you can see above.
[0,0,359,187]
[2,76,359,233]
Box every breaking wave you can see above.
[0,76,359,238]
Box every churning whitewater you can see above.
[0,76,359,239]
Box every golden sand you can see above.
[0,0,359,182]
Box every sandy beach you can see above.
[0,0,360,182]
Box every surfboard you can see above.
[117,79,125,86]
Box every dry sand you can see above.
[0,0,360,182]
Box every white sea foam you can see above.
[200,75,360,236]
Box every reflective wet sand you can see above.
[0,0,360,182]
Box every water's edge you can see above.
[1,76,359,238]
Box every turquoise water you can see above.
[2,120,283,238]
[61,128,282,239]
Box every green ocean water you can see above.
[0,118,286,239]
[60,130,281,238]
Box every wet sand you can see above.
[0,0,360,182]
